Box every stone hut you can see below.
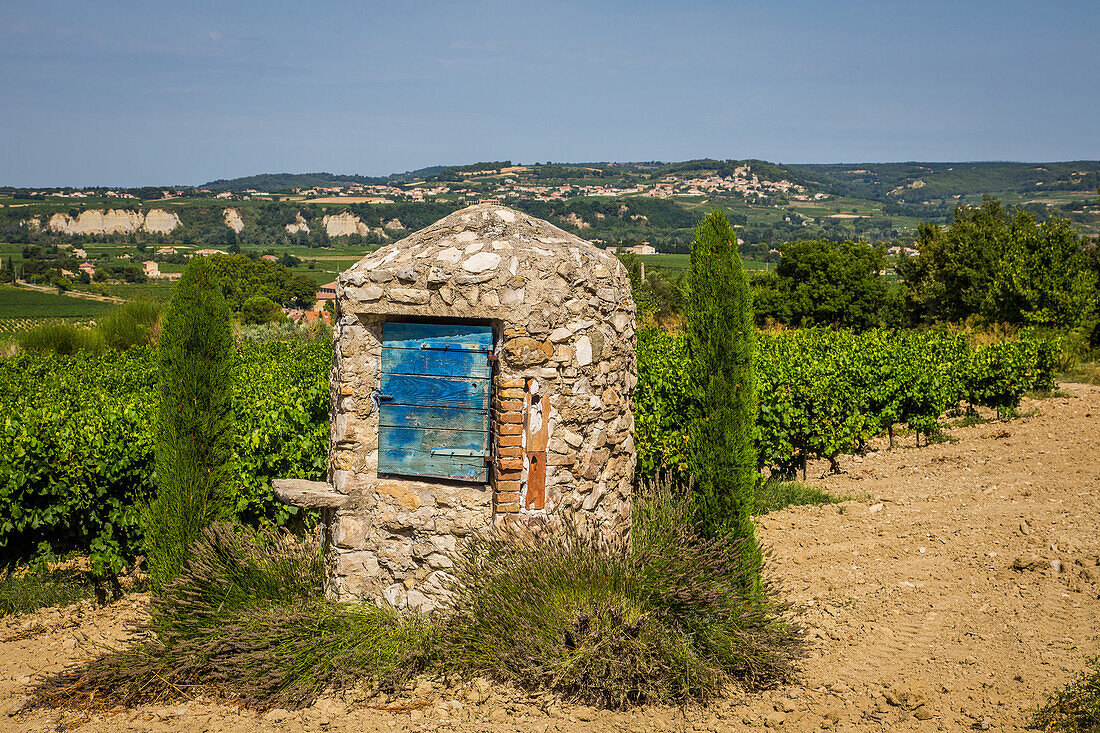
[276,203,637,612]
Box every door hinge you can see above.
[430,448,491,458]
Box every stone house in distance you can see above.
[277,204,637,613]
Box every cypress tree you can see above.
[685,211,759,555]
[142,257,235,588]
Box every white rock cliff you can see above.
[223,208,245,233]
[48,209,181,235]
[322,211,369,237]
[285,212,311,234]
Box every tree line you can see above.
[629,196,1099,345]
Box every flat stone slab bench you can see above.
[273,478,351,509]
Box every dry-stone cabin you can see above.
[276,204,637,612]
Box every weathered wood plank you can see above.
[379,373,490,410]
[525,394,549,510]
[381,346,491,379]
[273,479,350,508]
[383,322,493,352]
[526,452,546,510]
[378,425,489,481]
[527,395,550,451]
[379,403,489,433]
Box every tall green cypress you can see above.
[685,211,759,554]
[141,257,235,589]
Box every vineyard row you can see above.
[0,329,1058,573]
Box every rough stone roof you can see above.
[336,204,631,318]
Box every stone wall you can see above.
[326,204,636,611]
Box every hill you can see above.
[201,166,446,193]
[785,161,1100,202]
[203,160,1100,197]
[5,159,1097,256]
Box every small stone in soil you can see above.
[264,709,290,722]
[763,711,786,728]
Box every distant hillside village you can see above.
[16,163,824,209]
[2,159,1098,344]
[2,160,1098,260]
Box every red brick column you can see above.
[492,376,525,515]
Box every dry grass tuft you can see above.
[32,485,803,713]
[32,523,433,712]
[439,479,802,708]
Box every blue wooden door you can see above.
[378,322,493,481]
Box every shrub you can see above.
[17,321,104,355]
[755,239,892,329]
[1023,330,1062,392]
[142,257,235,589]
[439,479,800,708]
[239,319,331,343]
[685,211,759,552]
[0,565,93,616]
[964,341,1033,417]
[0,342,328,573]
[150,521,326,629]
[33,523,433,711]
[634,328,694,477]
[618,251,684,326]
[635,327,1055,477]
[33,487,799,713]
[1029,657,1100,732]
[753,479,847,516]
[241,296,282,325]
[96,298,162,350]
[0,348,155,580]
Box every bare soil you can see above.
[13,280,127,304]
[3,384,1098,732]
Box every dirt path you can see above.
[14,280,127,304]
[3,384,1098,732]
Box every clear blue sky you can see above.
[2,0,1097,187]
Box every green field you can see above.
[302,256,365,279]
[0,237,351,297]
[84,281,178,301]
[0,285,115,320]
[639,253,773,273]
